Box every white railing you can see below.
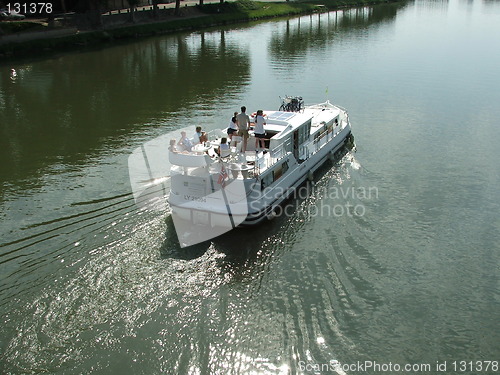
[207,128,227,141]
[300,141,312,160]
[270,137,291,161]
[300,117,347,159]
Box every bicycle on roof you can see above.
[279,95,304,112]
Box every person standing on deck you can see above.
[236,106,250,152]
[227,112,239,140]
[254,109,266,151]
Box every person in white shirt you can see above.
[227,112,239,140]
[254,109,266,150]
[193,126,207,144]
[217,137,230,157]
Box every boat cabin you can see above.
[259,108,341,161]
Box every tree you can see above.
[59,0,67,24]
[152,0,159,19]
[127,0,139,23]
[86,0,106,28]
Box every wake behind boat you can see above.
[167,97,353,246]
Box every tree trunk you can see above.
[89,9,103,28]
[60,0,67,24]
[129,6,136,23]
[152,0,159,19]
[87,0,103,29]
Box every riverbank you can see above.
[0,0,399,58]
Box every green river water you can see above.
[1,0,499,373]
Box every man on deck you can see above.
[236,106,250,152]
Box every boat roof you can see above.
[305,107,342,127]
[263,107,341,135]
[266,111,312,127]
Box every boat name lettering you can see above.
[184,195,206,203]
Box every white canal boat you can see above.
[167,98,353,245]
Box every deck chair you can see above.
[219,147,231,159]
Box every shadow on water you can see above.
[213,217,283,257]
[159,215,212,260]
[159,212,284,263]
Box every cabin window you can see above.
[261,172,274,191]
[265,160,290,190]
[298,120,311,145]
[282,161,289,174]
[273,165,282,181]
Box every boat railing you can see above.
[247,138,291,176]
[301,119,345,158]
[300,140,313,160]
[269,137,291,161]
[336,104,349,114]
[207,128,227,141]
[338,108,349,127]
[312,126,334,152]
